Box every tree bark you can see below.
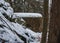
[48,0,60,43]
[41,0,48,43]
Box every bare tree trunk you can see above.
[48,0,60,43]
[41,0,48,43]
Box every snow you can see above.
[13,13,42,18]
[30,41,40,43]
[26,28,42,42]
[0,0,5,5]
[0,0,14,17]
[4,2,10,7]
[6,7,14,16]
[0,13,42,43]
[0,0,42,43]
[0,7,13,18]
[0,16,24,43]
[0,14,42,43]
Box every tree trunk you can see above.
[41,0,48,43]
[48,0,60,43]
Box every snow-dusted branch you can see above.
[13,13,42,18]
